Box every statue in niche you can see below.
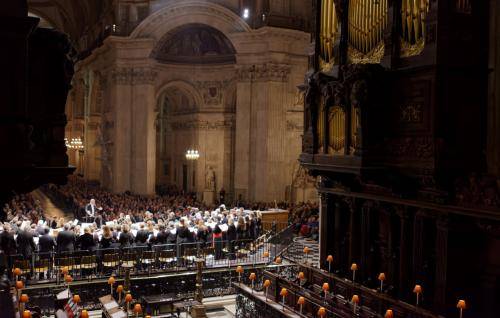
[205,166,216,191]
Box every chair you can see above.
[140,251,156,273]
[80,255,98,277]
[183,247,198,267]
[103,253,120,275]
[158,250,176,269]
[121,252,137,269]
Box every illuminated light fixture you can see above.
[65,137,84,150]
[185,149,200,160]
[243,8,250,19]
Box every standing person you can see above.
[77,227,96,252]
[84,198,102,223]
[226,218,236,258]
[118,224,134,248]
[16,225,36,259]
[212,222,223,260]
[38,227,56,254]
[56,223,75,253]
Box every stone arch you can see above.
[155,80,204,110]
[130,0,250,53]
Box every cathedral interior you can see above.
[1,0,499,317]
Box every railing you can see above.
[7,239,276,283]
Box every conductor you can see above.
[84,198,102,223]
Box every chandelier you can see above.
[65,137,84,150]
[185,149,200,160]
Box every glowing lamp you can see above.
[457,300,466,318]
[413,284,422,306]
[297,296,305,305]
[263,251,270,258]
[378,272,386,291]
[303,247,310,254]
[116,285,123,293]
[65,275,73,283]
[274,257,282,264]
[351,295,359,304]
[16,281,24,290]
[22,310,31,318]
[385,309,394,318]
[236,266,243,273]
[263,279,271,302]
[326,255,334,272]
[13,268,22,276]
[108,276,115,285]
[73,294,81,304]
[318,307,327,317]
[133,304,142,313]
[125,294,133,303]
[351,263,358,282]
[280,288,288,297]
[20,294,29,303]
[81,310,89,318]
[61,267,69,275]
[298,272,305,280]
[249,272,256,281]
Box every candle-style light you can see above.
[378,273,386,292]
[303,246,310,264]
[352,294,360,314]
[65,274,73,292]
[263,279,271,302]
[133,303,142,318]
[108,276,116,295]
[318,306,327,318]
[280,288,288,311]
[15,281,24,306]
[236,266,244,284]
[125,294,133,313]
[13,268,22,281]
[326,255,333,273]
[298,271,305,287]
[275,257,282,276]
[350,263,358,282]
[73,294,81,315]
[322,282,330,300]
[19,294,29,316]
[297,296,305,314]
[385,309,394,318]
[116,285,123,303]
[249,272,256,293]
[413,284,422,306]
[457,299,466,318]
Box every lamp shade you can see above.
[133,304,142,313]
[263,279,271,288]
[263,251,270,258]
[65,275,73,283]
[297,296,305,305]
[20,294,29,303]
[280,288,288,297]
[61,267,69,275]
[73,294,81,304]
[275,257,282,264]
[249,272,256,281]
[326,255,333,263]
[81,310,89,318]
[125,294,133,303]
[22,310,31,318]
[13,268,22,276]
[350,263,358,271]
[385,309,394,318]
[378,273,386,281]
[108,276,115,285]
[351,294,360,304]
[303,246,310,254]
[236,266,243,273]
[298,272,305,280]
[322,282,330,292]
[116,285,124,293]
[318,307,326,317]
[457,300,466,309]
[413,284,422,294]
[16,280,24,290]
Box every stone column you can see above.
[234,63,291,202]
[319,192,334,270]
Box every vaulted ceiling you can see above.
[28,0,114,52]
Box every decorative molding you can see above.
[236,63,291,82]
[194,80,232,106]
[171,119,234,130]
[385,136,434,159]
[110,67,157,85]
[286,120,303,131]
[400,104,423,123]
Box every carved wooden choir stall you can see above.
[300,1,495,317]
